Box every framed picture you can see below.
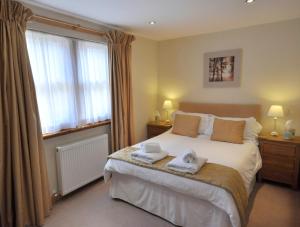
[203,49,242,88]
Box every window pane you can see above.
[76,40,111,125]
[26,31,78,133]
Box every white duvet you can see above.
[104,130,262,227]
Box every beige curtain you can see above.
[105,30,135,151]
[0,1,51,227]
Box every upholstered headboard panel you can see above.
[179,102,261,121]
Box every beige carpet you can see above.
[44,180,300,227]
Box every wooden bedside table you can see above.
[147,121,172,139]
[258,135,300,189]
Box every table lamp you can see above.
[267,105,284,136]
[162,100,173,124]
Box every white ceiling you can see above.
[24,0,300,40]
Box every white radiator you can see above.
[56,134,108,196]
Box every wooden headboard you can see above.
[179,102,261,121]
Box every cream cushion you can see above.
[172,110,213,135]
[172,114,201,138]
[214,116,262,141]
[211,118,246,144]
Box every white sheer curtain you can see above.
[26,30,111,134]
[26,31,78,133]
[76,40,111,125]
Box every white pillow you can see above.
[172,110,214,135]
[212,116,262,141]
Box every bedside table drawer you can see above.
[261,168,294,185]
[262,143,296,157]
[147,123,172,139]
[258,135,300,189]
[148,126,168,135]
[262,154,295,171]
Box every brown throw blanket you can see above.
[108,147,248,226]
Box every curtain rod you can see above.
[30,15,106,37]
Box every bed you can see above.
[104,102,262,227]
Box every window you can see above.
[26,30,111,134]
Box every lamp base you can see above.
[165,119,171,125]
[270,131,279,136]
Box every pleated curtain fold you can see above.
[0,1,51,227]
[105,30,135,151]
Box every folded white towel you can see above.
[181,148,197,163]
[167,156,207,174]
[140,142,162,153]
[131,149,168,164]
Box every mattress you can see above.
[104,131,262,227]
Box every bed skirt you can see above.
[110,172,232,227]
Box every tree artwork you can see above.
[208,56,235,82]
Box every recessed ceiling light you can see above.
[245,0,255,4]
[148,21,157,25]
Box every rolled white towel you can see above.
[180,148,197,163]
[131,149,168,164]
[167,156,207,174]
[140,142,162,153]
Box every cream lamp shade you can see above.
[267,105,284,118]
[267,105,284,136]
[162,100,173,110]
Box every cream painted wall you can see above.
[158,18,300,135]
[132,37,158,142]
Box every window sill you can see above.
[42,120,111,140]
